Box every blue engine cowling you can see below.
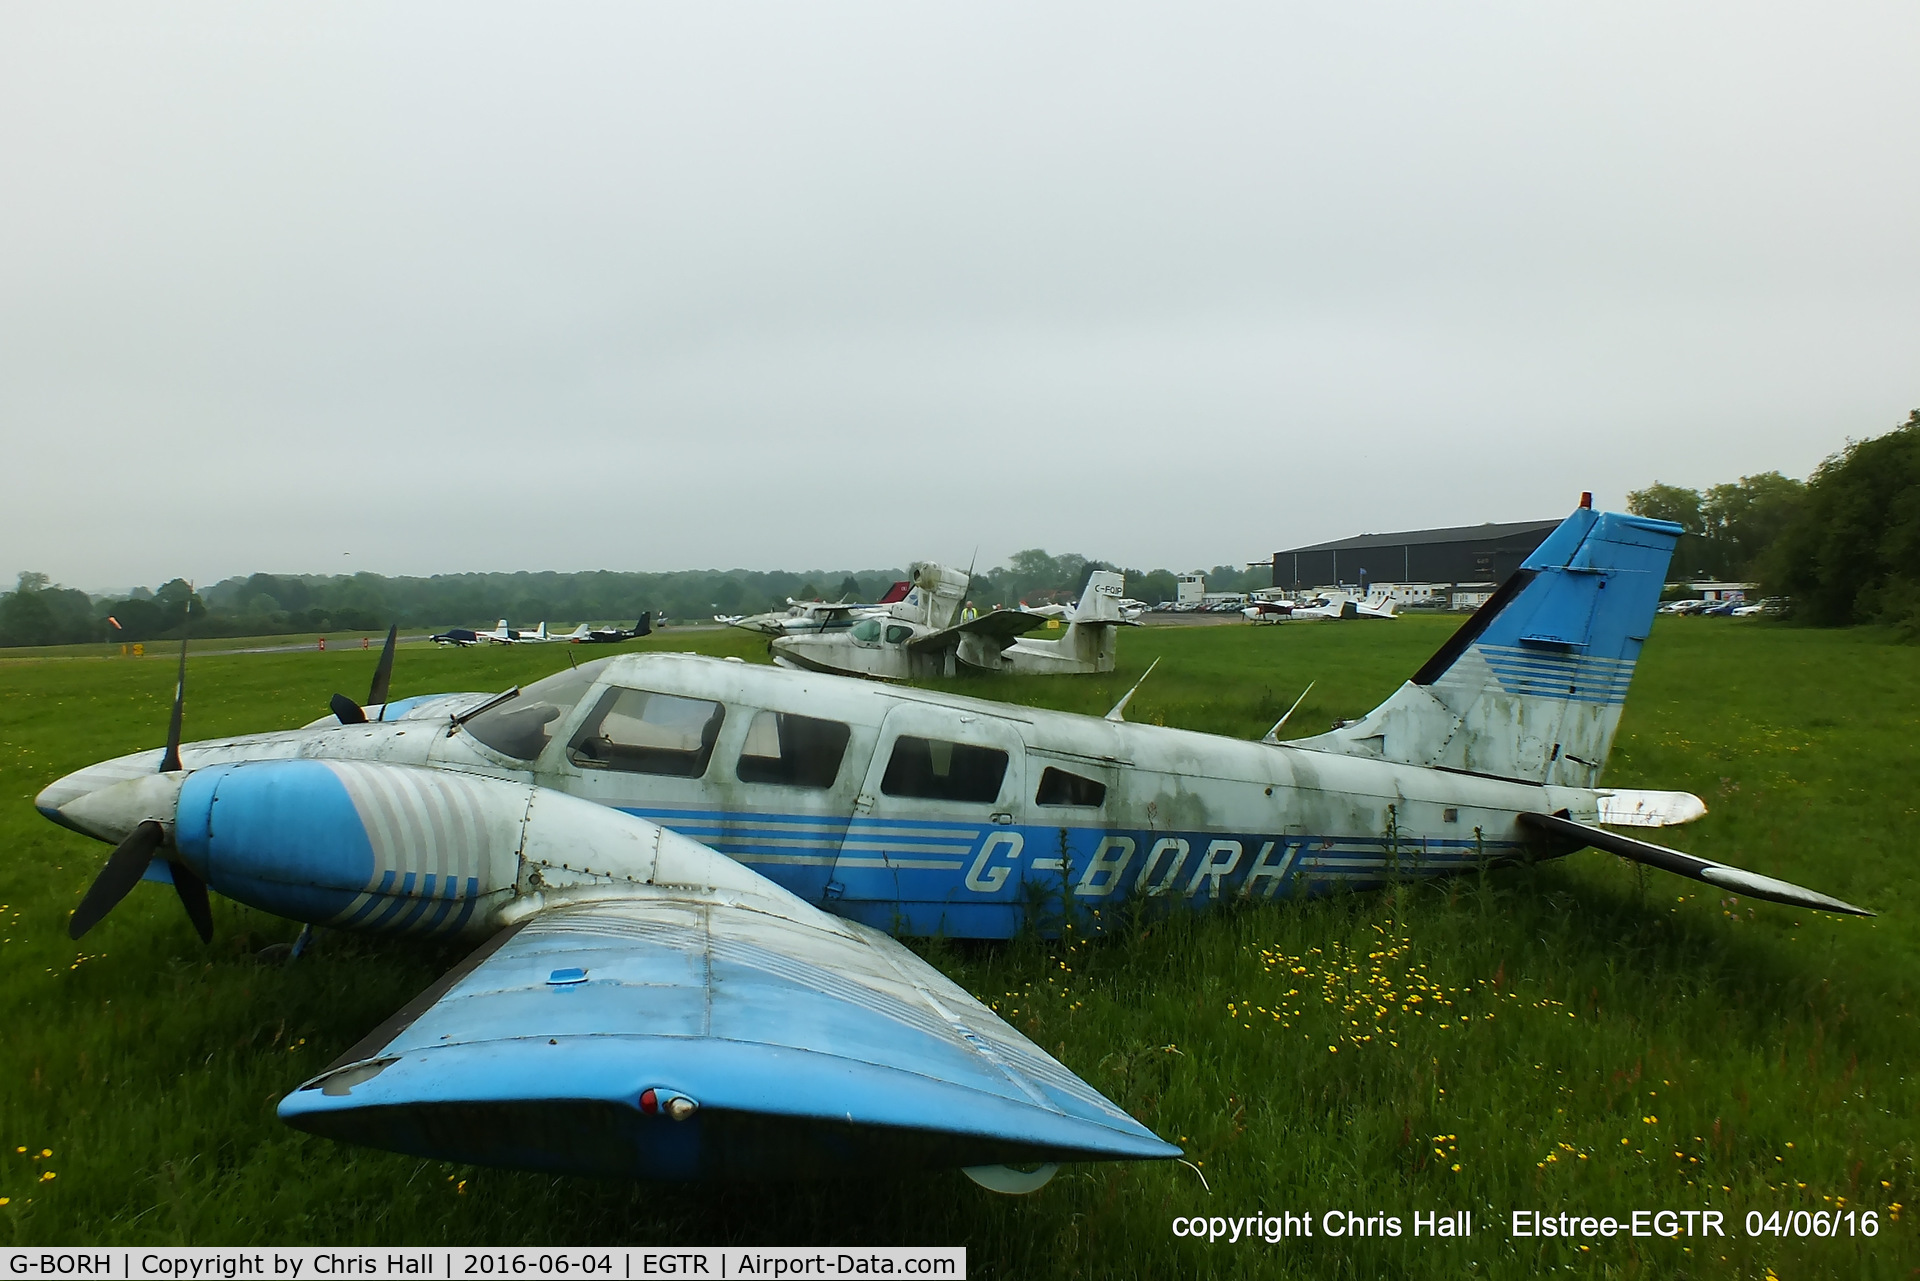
[174,760,523,935]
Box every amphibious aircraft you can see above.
[772,570,1135,680]
[738,563,972,659]
[33,500,1868,1192]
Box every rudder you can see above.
[1290,505,1681,785]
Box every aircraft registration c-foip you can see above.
[33,501,1867,1191]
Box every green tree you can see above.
[1626,483,1705,534]
[0,585,55,646]
[1767,411,1920,630]
[1131,569,1177,605]
[1701,471,1806,577]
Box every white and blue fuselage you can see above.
[38,651,1587,944]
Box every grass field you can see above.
[1,618,1914,1278]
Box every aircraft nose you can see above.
[34,778,75,826]
[51,772,186,847]
[34,750,169,838]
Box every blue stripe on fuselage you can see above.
[616,805,1522,938]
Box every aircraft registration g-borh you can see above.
[33,500,1867,1192]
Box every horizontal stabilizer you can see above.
[1595,789,1708,828]
[1518,811,1870,916]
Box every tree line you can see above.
[1628,409,1920,631]
[0,551,1269,649]
[17,407,1909,650]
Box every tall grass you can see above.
[0,618,1912,1278]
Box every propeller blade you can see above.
[367,624,398,713]
[330,693,368,725]
[69,820,165,940]
[159,635,188,773]
[169,860,215,943]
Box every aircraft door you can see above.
[838,703,1028,937]
[550,685,871,908]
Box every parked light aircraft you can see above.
[772,571,1135,680]
[472,619,554,645]
[1274,588,1400,621]
[723,583,912,637]
[559,615,654,644]
[32,501,1868,1190]
[745,563,972,663]
[1241,599,1295,623]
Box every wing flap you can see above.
[282,889,1177,1179]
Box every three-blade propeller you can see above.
[331,625,399,725]
[68,821,164,940]
[70,634,214,942]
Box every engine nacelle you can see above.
[174,760,524,934]
[171,759,767,937]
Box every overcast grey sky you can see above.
[3,3,1916,590]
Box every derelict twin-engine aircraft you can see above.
[33,500,1868,1192]
[772,569,1136,680]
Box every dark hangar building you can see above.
[1270,518,1561,592]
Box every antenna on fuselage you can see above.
[1260,680,1316,744]
[1104,657,1160,723]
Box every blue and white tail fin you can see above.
[1291,503,1682,786]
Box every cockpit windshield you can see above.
[462,657,614,760]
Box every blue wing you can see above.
[280,888,1178,1180]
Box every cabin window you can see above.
[461,661,609,760]
[881,736,1008,803]
[1035,766,1106,808]
[883,624,914,645]
[736,710,851,789]
[850,618,882,643]
[567,687,725,777]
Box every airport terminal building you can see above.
[1268,518,1560,605]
